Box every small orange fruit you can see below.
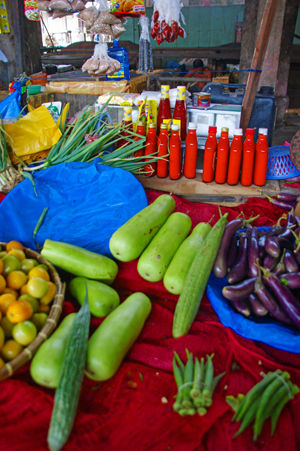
[28,266,50,282]
[40,281,56,305]
[1,339,23,360]
[0,293,16,314]
[6,300,33,324]
[7,270,28,290]
[27,277,49,298]
[0,326,4,350]
[6,241,23,252]
[0,357,5,368]
[7,249,26,261]
[38,303,50,314]
[0,275,6,294]
[0,316,14,337]
[3,288,18,298]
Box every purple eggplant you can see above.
[263,272,300,329]
[229,299,251,317]
[264,194,295,211]
[280,272,300,290]
[227,234,239,269]
[263,254,280,271]
[283,249,299,273]
[276,192,299,203]
[258,225,282,259]
[213,218,244,278]
[248,226,259,277]
[227,232,248,284]
[248,293,268,317]
[265,235,281,258]
[254,277,292,325]
[222,277,257,301]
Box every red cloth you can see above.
[0,190,300,451]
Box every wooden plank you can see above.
[136,174,281,205]
[240,0,280,131]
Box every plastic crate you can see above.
[266,145,300,180]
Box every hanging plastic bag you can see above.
[110,0,145,17]
[138,15,153,73]
[81,42,121,76]
[4,105,62,157]
[24,0,40,21]
[150,0,185,45]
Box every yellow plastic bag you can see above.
[4,105,62,157]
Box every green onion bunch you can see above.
[172,350,225,416]
[226,369,299,440]
[22,102,161,175]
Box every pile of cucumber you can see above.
[110,194,229,338]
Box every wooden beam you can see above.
[11,0,25,75]
[240,0,280,131]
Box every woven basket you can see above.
[0,243,65,381]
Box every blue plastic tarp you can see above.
[0,162,148,257]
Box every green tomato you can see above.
[27,277,49,298]
[0,316,14,337]
[12,321,37,346]
[32,313,48,330]
[2,255,21,275]
[21,258,38,274]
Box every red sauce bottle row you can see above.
[202,126,269,186]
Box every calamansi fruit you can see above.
[6,241,23,252]
[2,255,21,276]
[27,277,49,299]
[6,270,28,290]
[12,321,37,346]
[1,339,23,360]
[6,300,33,324]
[28,266,50,282]
[20,258,38,274]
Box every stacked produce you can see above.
[78,8,126,39]
[0,240,57,366]
[226,369,299,440]
[214,193,300,329]
[172,350,225,417]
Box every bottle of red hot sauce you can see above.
[169,123,182,180]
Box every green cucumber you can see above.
[163,222,212,294]
[173,213,228,338]
[86,292,151,381]
[69,276,120,317]
[109,194,176,262]
[137,212,192,282]
[47,290,91,451]
[41,239,118,284]
[30,313,76,388]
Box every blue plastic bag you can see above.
[206,273,300,354]
[0,89,23,121]
[0,162,148,257]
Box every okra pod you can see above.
[202,354,214,407]
[234,397,261,438]
[271,382,299,435]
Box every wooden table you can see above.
[136,174,293,206]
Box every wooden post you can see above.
[240,0,280,131]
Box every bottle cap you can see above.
[259,128,268,135]
[234,128,243,136]
[188,122,197,130]
[221,127,229,133]
[246,128,255,136]
[137,121,144,127]
[160,123,168,129]
[148,122,156,128]
[208,126,217,133]
[171,124,179,131]
[161,85,170,90]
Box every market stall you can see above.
[0,0,300,450]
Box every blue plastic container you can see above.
[266,145,300,180]
[202,83,276,145]
[106,40,130,81]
